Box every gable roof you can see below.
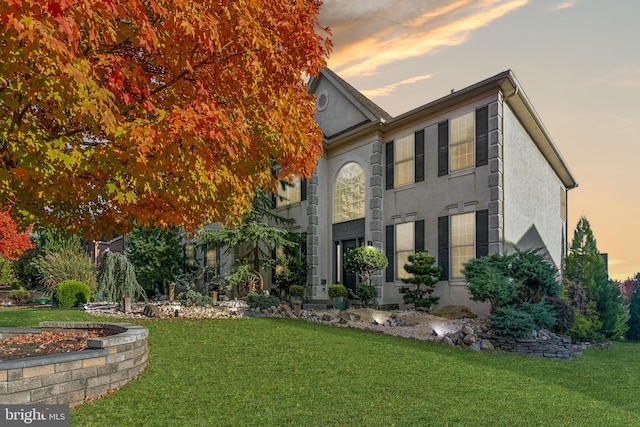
[317,68,392,123]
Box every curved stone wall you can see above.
[0,322,148,407]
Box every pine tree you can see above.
[126,225,184,295]
[399,251,440,310]
[626,274,640,340]
[564,216,629,340]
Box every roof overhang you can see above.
[386,70,578,189]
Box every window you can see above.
[277,176,301,207]
[395,134,414,187]
[386,130,425,189]
[385,220,424,282]
[450,112,474,171]
[184,243,196,267]
[396,222,414,280]
[438,106,488,176]
[333,162,365,223]
[560,188,567,220]
[450,212,475,279]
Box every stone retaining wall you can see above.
[478,332,574,359]
[0,322,148,407]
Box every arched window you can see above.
[333,162,365,223]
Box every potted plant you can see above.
[289,284,305,308]
[328,284,349,310]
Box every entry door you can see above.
[342,239,359,294]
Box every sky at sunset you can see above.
[318,0,640,281]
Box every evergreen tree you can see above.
[199,189,298,296]
[564,216,629,340]
[399,251,440,310]
[627,274,640,341]
[126,225,184,295]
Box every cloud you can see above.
[549,1,577,11]
[360,74,434,98]
[319,0,529,78]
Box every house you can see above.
[268,69,577,315]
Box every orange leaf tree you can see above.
[0,208,34,260]
[0,0,331,238]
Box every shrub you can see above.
[246,292,280,309]
[8,287,31,304]
[490,306,536,339]
[328,284,348,298]
[54,280,91,308]
[33,248,97,293]
[544,296,576,334]
[356,283,377,308]
[569,312,604,343]
[177,289,215,306]
[289,285,305,297]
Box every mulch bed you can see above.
[0,329,114,361]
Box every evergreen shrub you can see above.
[246,292,280,309]
[177,289,215,306]
[54,280,91,308]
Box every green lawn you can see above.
[2,308,640,426]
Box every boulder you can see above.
[432,305,478,319]
[143,304,161,318]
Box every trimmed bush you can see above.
[289,285,305,297]
[356,283,377,308]
[54,280,91,308]
[328,284,348,298]
[246,292,280,309]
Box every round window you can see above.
[316,89,329,111]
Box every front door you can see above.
[342,239,359,295]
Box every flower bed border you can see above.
[0,322,148,407]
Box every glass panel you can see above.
[450,212,474,278]
[277,176,301,207]
[395,134,414,186]
[396,222,414,279]
[450,112,474,171]
[333,162,365,223]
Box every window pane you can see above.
[396,222,414,279]
[277,176,301,207]
[450,212,474,278]
[397,250,412,280]
[450,112,474,171]
[396,222,414,251]
[333,163,365,223]
[395,134,414,186]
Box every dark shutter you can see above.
[301,178,307,201]
[385,141,394,190]
[271,192,277,209]
[438,216,449,280]
[414,220,425,253]
[476,106,489,167]
[437,121,449,176]
[476,210,489,258]
[415,130,425,183]
[385,224,395,282]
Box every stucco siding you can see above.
[503,103,565,267]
